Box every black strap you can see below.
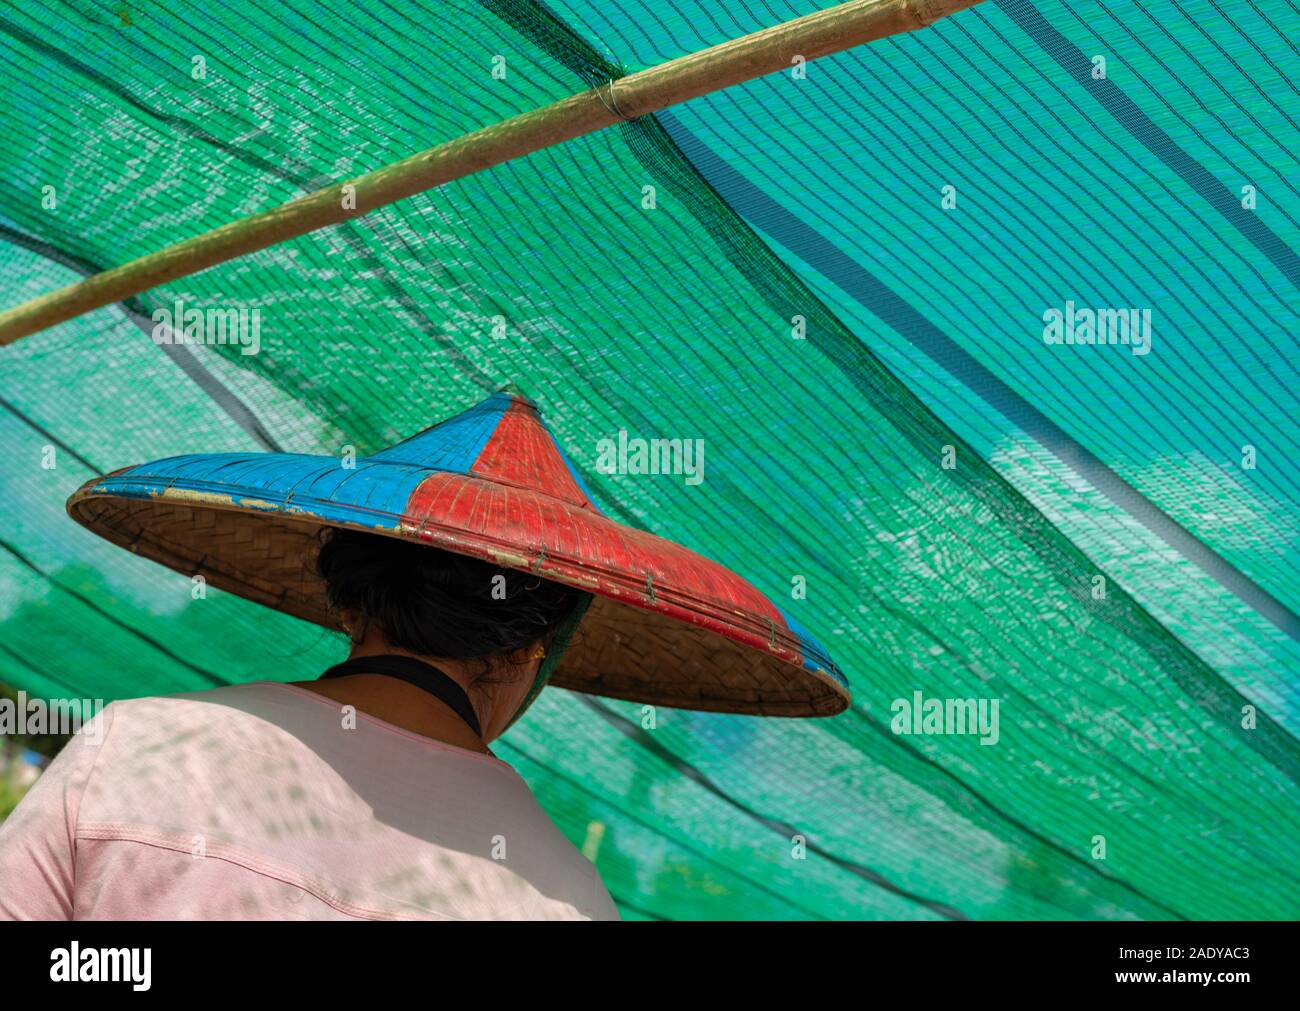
[319,654,482,738]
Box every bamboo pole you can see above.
[0,0,982,346]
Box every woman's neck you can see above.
[294,642,496,755]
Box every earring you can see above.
[531,646,546,660]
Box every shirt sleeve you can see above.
[0,702,115,920]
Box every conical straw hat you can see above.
[67,389,849,717]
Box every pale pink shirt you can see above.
[0,682,618,921]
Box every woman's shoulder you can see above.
[104,681,316,736]
[104,681,524,777]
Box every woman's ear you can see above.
[338,609,368,645]
[495,640,545,674]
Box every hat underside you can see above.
[69,491,849,717]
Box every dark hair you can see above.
[316,527,582,667]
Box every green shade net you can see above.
[1,0,1296,919]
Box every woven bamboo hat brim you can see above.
[67,390,850,717]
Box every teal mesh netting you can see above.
[1,0,1297,919]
